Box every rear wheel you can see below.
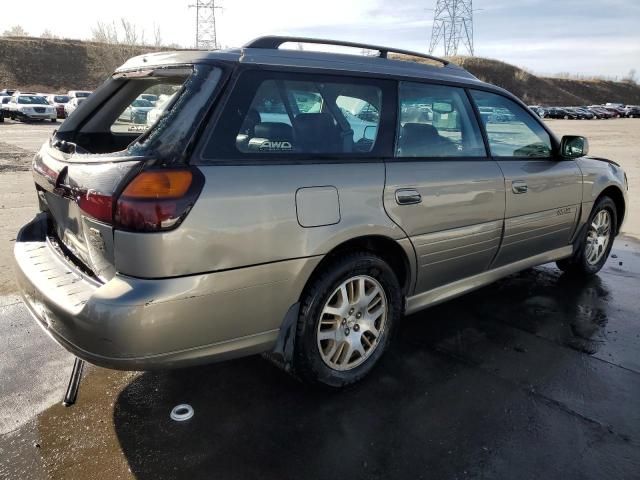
[293,252,402,388]
[557,197,617,275]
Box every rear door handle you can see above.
[512,180,528,194]
[395,189,422,205]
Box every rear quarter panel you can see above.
[114,163,410,278]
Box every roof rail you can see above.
[244,36,450,66]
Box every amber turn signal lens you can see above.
[121,170,193,199]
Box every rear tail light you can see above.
[114,168,204,232]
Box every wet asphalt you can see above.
[0,237,638,480]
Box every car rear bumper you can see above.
[14,214,317,370]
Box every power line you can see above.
[428,0,475,57]
[190,0,222,50]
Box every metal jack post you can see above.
[62,357,85,407]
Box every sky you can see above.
[1,0,638,79]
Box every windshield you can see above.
[17,95,49,105]
[75,92,91,98]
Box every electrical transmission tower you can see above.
[192,0,222,50]
[428,0,474,57]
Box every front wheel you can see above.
[557,197,617,275]
[293,252,402,388]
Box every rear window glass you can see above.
[54,95,70,103]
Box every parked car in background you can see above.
[139,93,159,105]
[528,105,544,117]
[584,106,608,119]
[0,88,16,96]
[598,106,623,118]
[0,95,11,118]
[68,90,92,99]
[544,107,578,119]
[146,93,177,125]
[14,36,628,388]
[565,107,594,120]
[6,93,56,122]
[64,97,86,117]
[119,98,155,124]
[623,105,640,118]
[47,94,71,119]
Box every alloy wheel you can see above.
[316,275,388,371]
[585,209,612,265]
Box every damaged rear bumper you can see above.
[13,214,312,370]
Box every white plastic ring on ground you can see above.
[170,404,194,421]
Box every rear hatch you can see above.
[32,149,143,282]
[31,61,224,281]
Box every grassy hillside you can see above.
[2,37,639,105]
[0,37,160,92]
[449,56,640,105]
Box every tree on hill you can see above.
[40,29,58,39]
[90,18,159,79]
[2,25,28,37]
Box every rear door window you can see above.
[203,71,391,159]
[396,82,486,158]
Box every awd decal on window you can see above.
[259,140,293,151]
[128,125,149,133]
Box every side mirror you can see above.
[560,135,589,159]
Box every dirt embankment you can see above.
[392,54,640,106]
[3,37,639,105]
[0,37,160,92]
[449,57,640,106]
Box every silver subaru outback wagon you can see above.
[14,37,628,387]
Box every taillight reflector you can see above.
[77,192,113,224]
[120,170,193,199]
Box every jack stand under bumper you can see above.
[62,357,85,407]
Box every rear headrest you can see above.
[401,123,439,141]
[254,122,293,142]
[293,113,343,152]
[293,112,336,133]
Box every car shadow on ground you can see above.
[112,267,637,480]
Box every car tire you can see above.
[293,251,402,388]
[50,119,57,123]
[556,196,617,276]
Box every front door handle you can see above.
[395,189,422,205]
[512,180,528,194]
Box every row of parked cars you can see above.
[0,88,92,123]
[529,103,640,120]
